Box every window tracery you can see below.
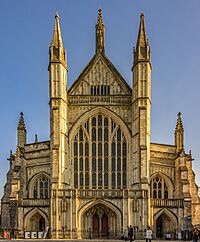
[73,114,127,189]
[33,176,49,199]
[150,176,169,199]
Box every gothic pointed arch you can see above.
[154,208,178,223]
[28,172,50,198]
[77,199,122,238]
[69,107,131,190]
[24,208,49,231]
[69,107,131,139]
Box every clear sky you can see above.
[0,0,200,198]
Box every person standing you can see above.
[192,228,198,242]
[128,225,134,242]
[146,226,153,242]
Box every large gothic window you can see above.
[73,114,127,189]
[33,176,50,199]
[150,177,168,199]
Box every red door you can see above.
[101,213,108,237]
[93,213,99,238]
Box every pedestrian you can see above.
[128,225,133,242]
[192,228,198,242]
[145,226,153,242]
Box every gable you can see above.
[68,54,132,96]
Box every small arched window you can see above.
[33,176,49,199]
[150,176,169,199]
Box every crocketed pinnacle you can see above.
[96,8,105,54]
[17,112,26,131]
[175,112,184,133]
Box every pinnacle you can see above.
[52,11,63,48]
[96,8,105,54]
[175,112,184,132]
[97,8,104,28]
[133,12,150,65]
[18,112,26,130]
[55,11,59,19]
[136,12,148,48]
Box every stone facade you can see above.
[1,10,200,239]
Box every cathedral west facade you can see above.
[1,10,200,239]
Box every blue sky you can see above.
[0,0,200,197]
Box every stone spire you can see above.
[96,8,105,54]
[175,112,184,153]
[49,12,66,65]
[17,112,26,147]
[133,13,150,66]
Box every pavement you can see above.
[0,240,193,242]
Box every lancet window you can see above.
[73,114,127,189]
[150,176,169,199]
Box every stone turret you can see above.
[132,13,151,187]
[49,12,68,239]
[131,13,152,229]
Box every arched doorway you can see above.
[81,203,118,239]
[24,208,49,232]
[156,212,176,239]
[30,213,45,231]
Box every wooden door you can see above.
[101,213,108,238]
[93,213,99,237]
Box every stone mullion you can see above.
[162,178,164,199]
[115,133,117,190]
[108,118,112,189]
[102,119,105,189]
[37,179,40,198]
[89,117,92,190]
[83,136,85,189]
[78,132,80,188]
[120,135,123,189]
[156,181,158,198]
[96,121,98,189]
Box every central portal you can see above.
[82,203,117,239]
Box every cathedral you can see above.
[1,10,200,239]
